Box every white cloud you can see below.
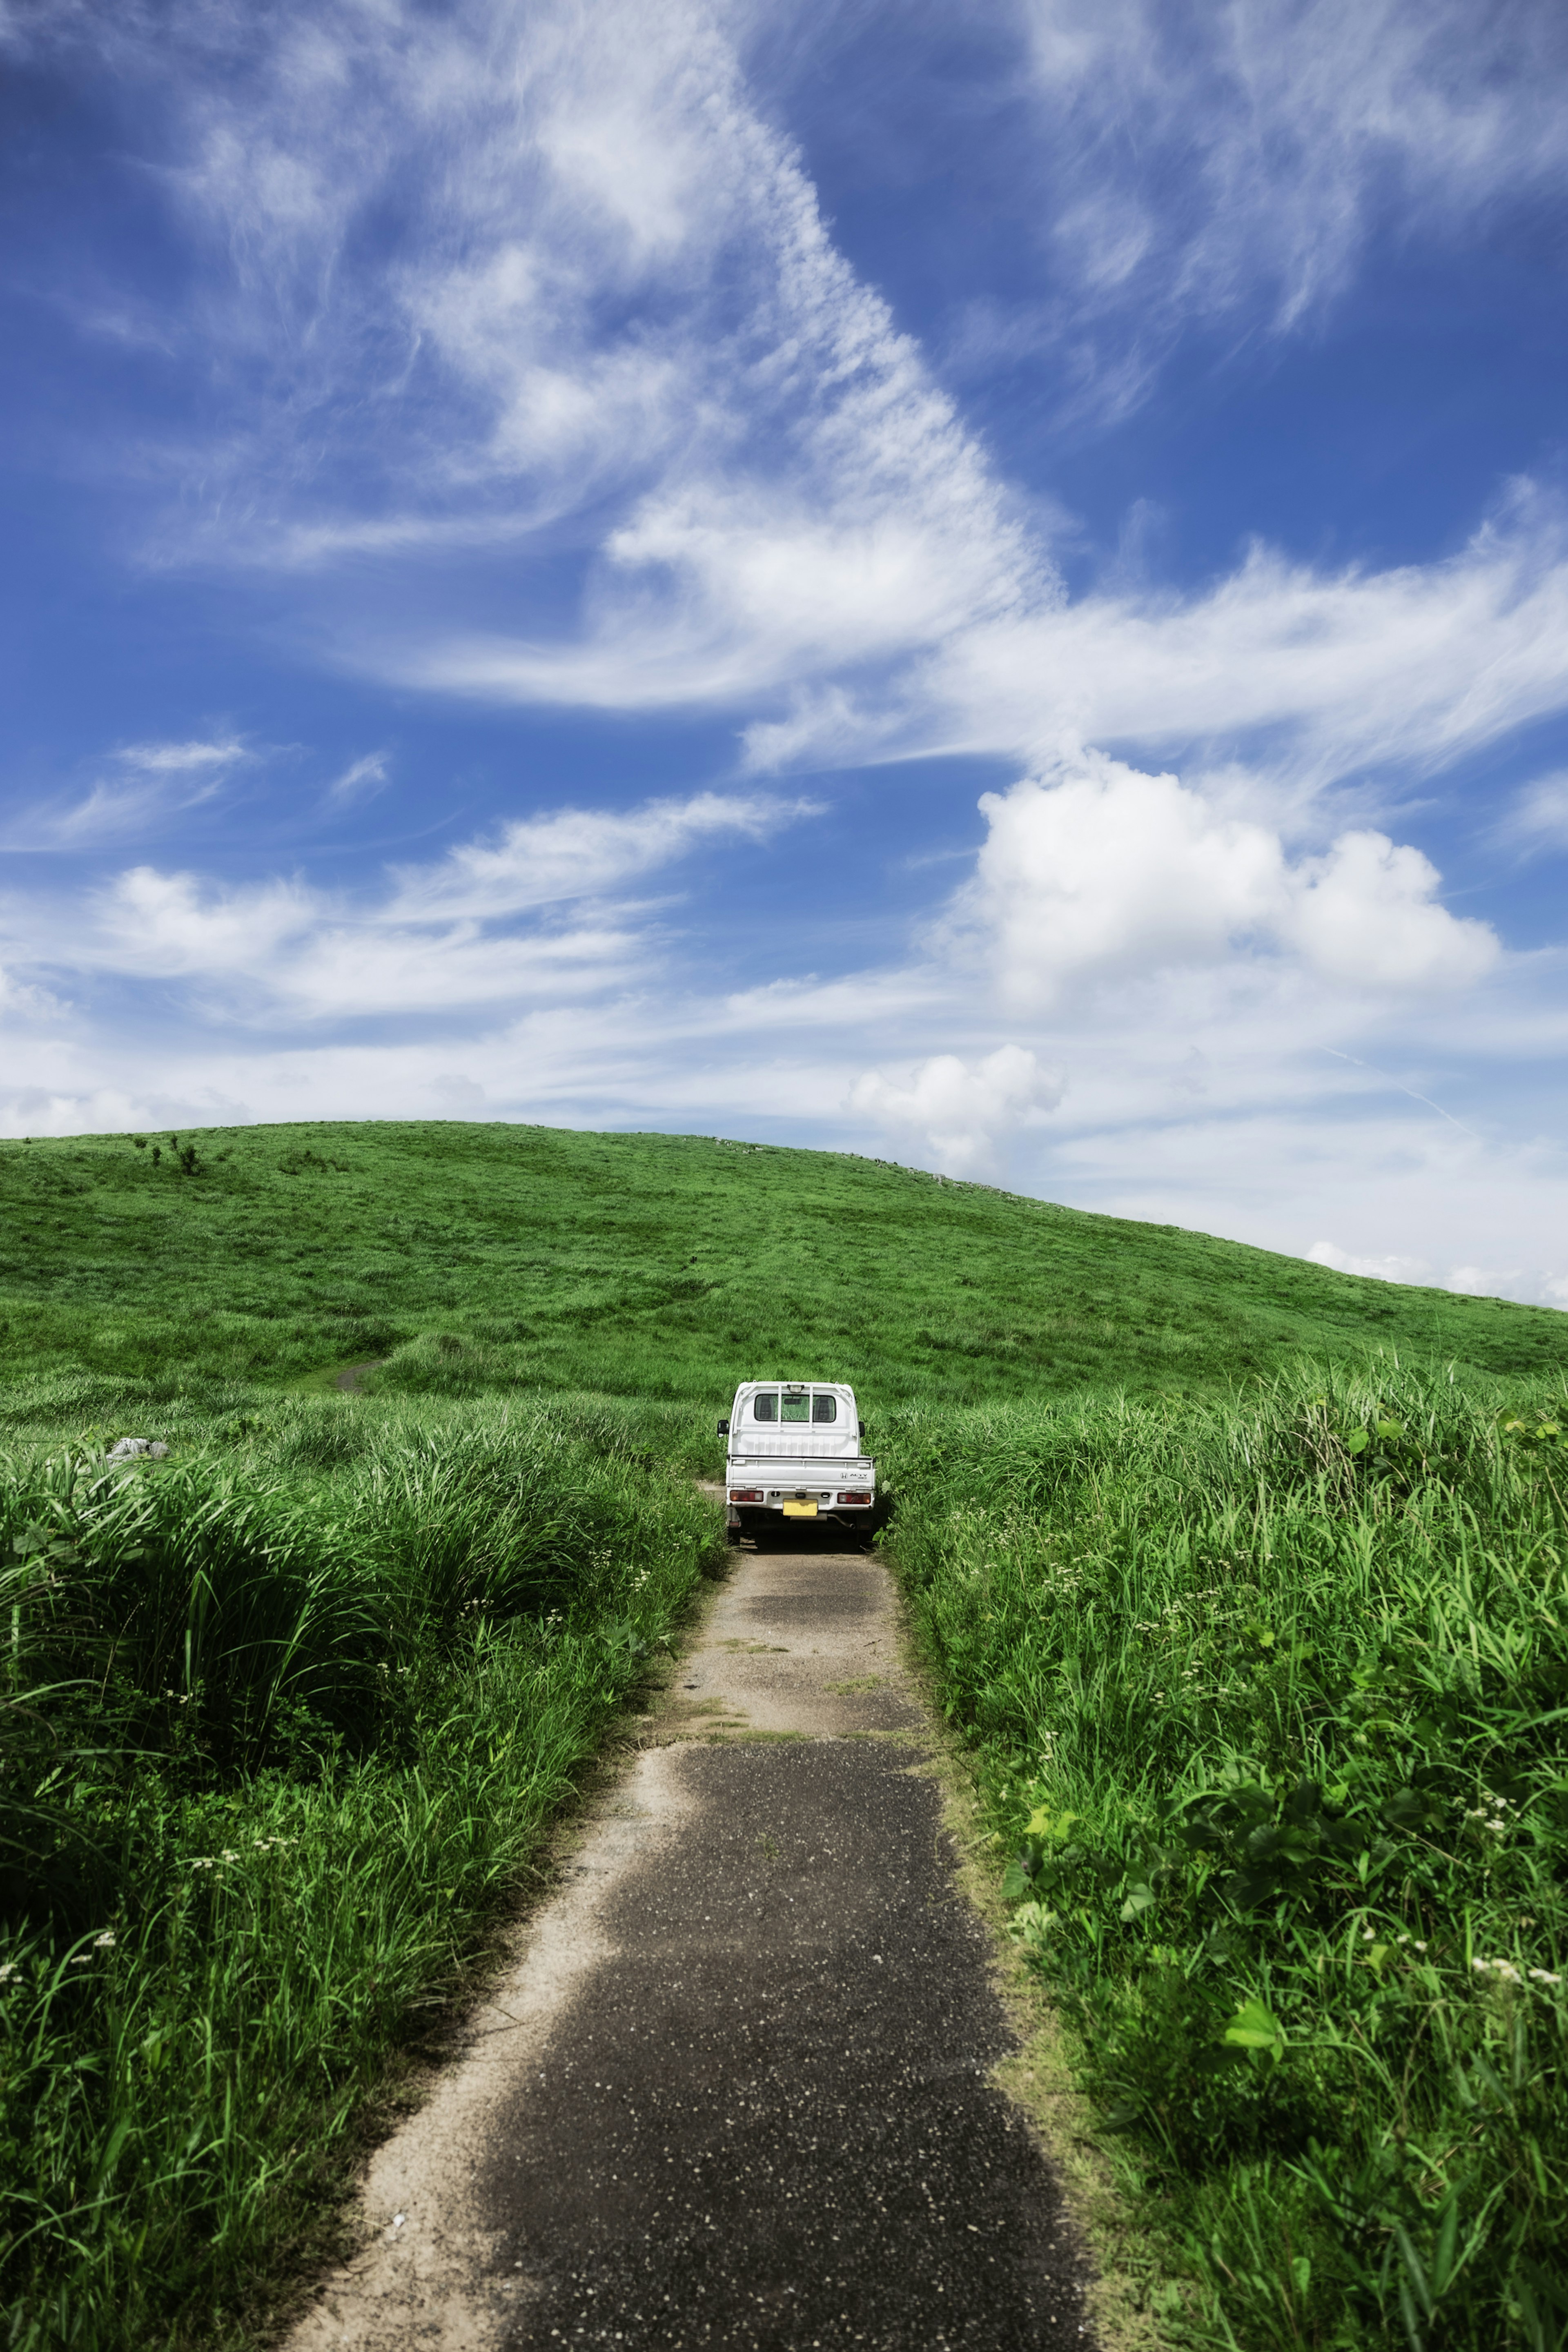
[0,0,1563,1300]
[1282,832,1497,991]
[325,752,389,806]
[1310,1239,1568,1310]
[385,792,810,922]
[0,965,63,1022]
[751,483,1568,788]
[1503,770,1568,850]
[3,737,249,850]
[20,0,1568,818]
[5,784,813,1024]
[950,752,1497,1005]
[1307,1240,1433,1285]
[113,739,247,774]
[36,0,1040,728]
[849,1045,1062,1177]
[1018,0,1568,396]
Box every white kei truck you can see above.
[716,1379,876,1544]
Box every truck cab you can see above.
[716,1380,875,1542]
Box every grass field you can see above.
[3,1122,1566,1428]
[886,1371,1568,2350]
[2,1119,1566,2350]
[1,1396,719,2349]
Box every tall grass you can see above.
[0,1401,720,2349]
[883,1365,1568,2352]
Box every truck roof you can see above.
[730,1378,855,1393]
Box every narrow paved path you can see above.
[291,1532,1094,2351]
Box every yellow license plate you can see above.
[781,1499,818,1518]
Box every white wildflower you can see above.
[1528,1968,1562,1987]
[0,1962,18,1986]
[91,1931,116,1949]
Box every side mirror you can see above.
[716,1419,731,1436]
[858,1419,866,1438]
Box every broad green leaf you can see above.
[1222,1997,1283,2052]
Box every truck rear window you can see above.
[750,1391,839,1423]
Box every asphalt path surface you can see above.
[290,1526,1095,2351]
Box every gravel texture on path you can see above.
[288,1531,1096,2352]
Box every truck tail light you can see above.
[729,1488,762,1503]
[837,1491,872,1506]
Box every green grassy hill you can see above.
[2,1120,1564,1421]
[4,1120,1566,2352]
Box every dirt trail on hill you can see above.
[288,1532,1095,2351]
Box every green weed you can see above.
[0,1403,720,2348]
[885,1365,1568,2350]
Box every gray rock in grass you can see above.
[105,1437,169,1461]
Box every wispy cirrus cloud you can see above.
[385,791,813,922]
[2,783,814,1023]
[743,480,1568,789]
[2,737,250,850]
[20,0,1568,829]
[324,753,389,807]
[1500,770,1568,851]
[1009,0,1568,412]
[1,0,1564,1310]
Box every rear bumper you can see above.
[726,1499,876,1532]
[724,1491,876,1510]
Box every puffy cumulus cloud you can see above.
[848,1045,1062,1177]
[1283,833,1497,991]
[0,966,64,1022]
[953,753,1497,1006]
[1307,1240,1434,1285]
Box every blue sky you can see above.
[2,0,1567,1303]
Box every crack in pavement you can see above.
[288,1535,1096,2351]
